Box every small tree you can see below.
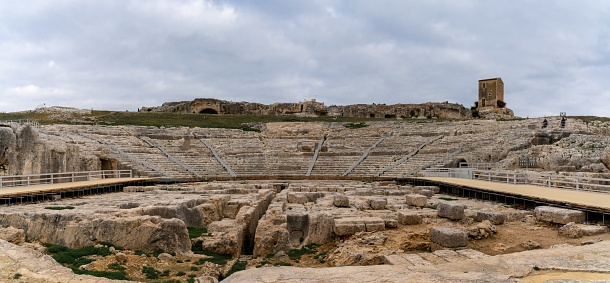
[497,100,506,108]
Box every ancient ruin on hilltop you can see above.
[140,98,473,119]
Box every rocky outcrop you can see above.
[0,213,191,254]
[0,239,136,283]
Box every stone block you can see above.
[363,217,386,232]
[474,211,505,225]
[398,210,424,225]
[429,226,468,248]
[287,193,308,204]
[382,216,398,228]
[558,222,609,238]
[437,201,465,220]
[415,186,440,194]
[356,188,373,196]
[405,194,427,207]
[333,218,366,236]
[534,206,586,224]
[369,198,387,210]
[419,189,434,198]
[333,195,350,207]
[0,227,26,245]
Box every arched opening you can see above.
[384,114,396,119]
[369,113,375,118]
[199,108,219,114]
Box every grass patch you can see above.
[108,262,126,271]
[44,206,75,210]
[176,271,187,276]
[273,261,293,266]
[438,197,458,201]
[44,243,127,280]
[142,266,161,279]
[187,227,208,239]
[343,122,368,129]
[287,243,319,261]
[224,261,247,278]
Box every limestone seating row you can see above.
[149,138,230,177]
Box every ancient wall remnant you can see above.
[478,77,504,109]
[140,98,472,119]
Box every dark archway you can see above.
[199,108,219,114]
[384,114,396,119]
[369,113,375,118]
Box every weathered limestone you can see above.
[467,220,497,240]
[419,189,434,198]
[333,195,350,207]
[0,213,191,254]
[204,219,245,256]
[437,202,466,220]
[398,210,435,225]
[405,194,427,207]
[474,210,505,225]
[369,198,387,210]
[415,186,440,194]
[333,217,385,236]
[558,222,609,238]
[0,226,26,244]
[534,206,586,224]
[429,226,468,248]
[253,204,290,257]
[334,218,366,236]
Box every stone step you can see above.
[384,249,490,266]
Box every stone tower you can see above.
[478,78,504,109]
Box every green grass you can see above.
[224,261,247,278]
[44,243,127,280]
[108,262,126,271]
[286,243,320,261]
[44,206,75,210]
[438,197,458,201]
[190,240,231,265]
[187,227,208,238]
[13,273,22,279]
[142,266,161,279]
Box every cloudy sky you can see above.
[1,1,609,117]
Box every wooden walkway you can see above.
[420,177,610,212]
[0,177,153,198]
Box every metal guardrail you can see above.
[0,170,133,188]
[423,168,610,193]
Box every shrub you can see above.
[13,273,22,279]
[176,271,187,276]
[142,266,160,279]
[108,262,126,271]
[497,100,506,108]
[224,261,247,278]
[343,122,368,129]
[187,227,208,238]
[44,206,75,210]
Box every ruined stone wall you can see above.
[140,98,472,119]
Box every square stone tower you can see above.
[478,77,504,109]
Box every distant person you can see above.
[542,119,548,128]
[560,117,566,128]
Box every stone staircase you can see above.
[384,249,490,266]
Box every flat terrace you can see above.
[0,170,154,204]
[413,176,610,221]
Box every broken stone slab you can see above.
[398,210,435,225]
[534,206,586,224]
[415,186,440,194]
[429,226,468,248]
[287,193,308,204]
[356,188,373,196]
[558,222,609,238]
[333,195,350,207]
[363,217,386,232]
[0,226,26,245]
[437,201,466,220]
[333,218,366,236]
[473,210,505,225]
[381,215,398,228]
[405,194,427,207]
[369,198,387,210]
[419,189,434,198]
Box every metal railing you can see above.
[0,170,133,188]
[423,168,610,193]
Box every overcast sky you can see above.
[1,1,609,117]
